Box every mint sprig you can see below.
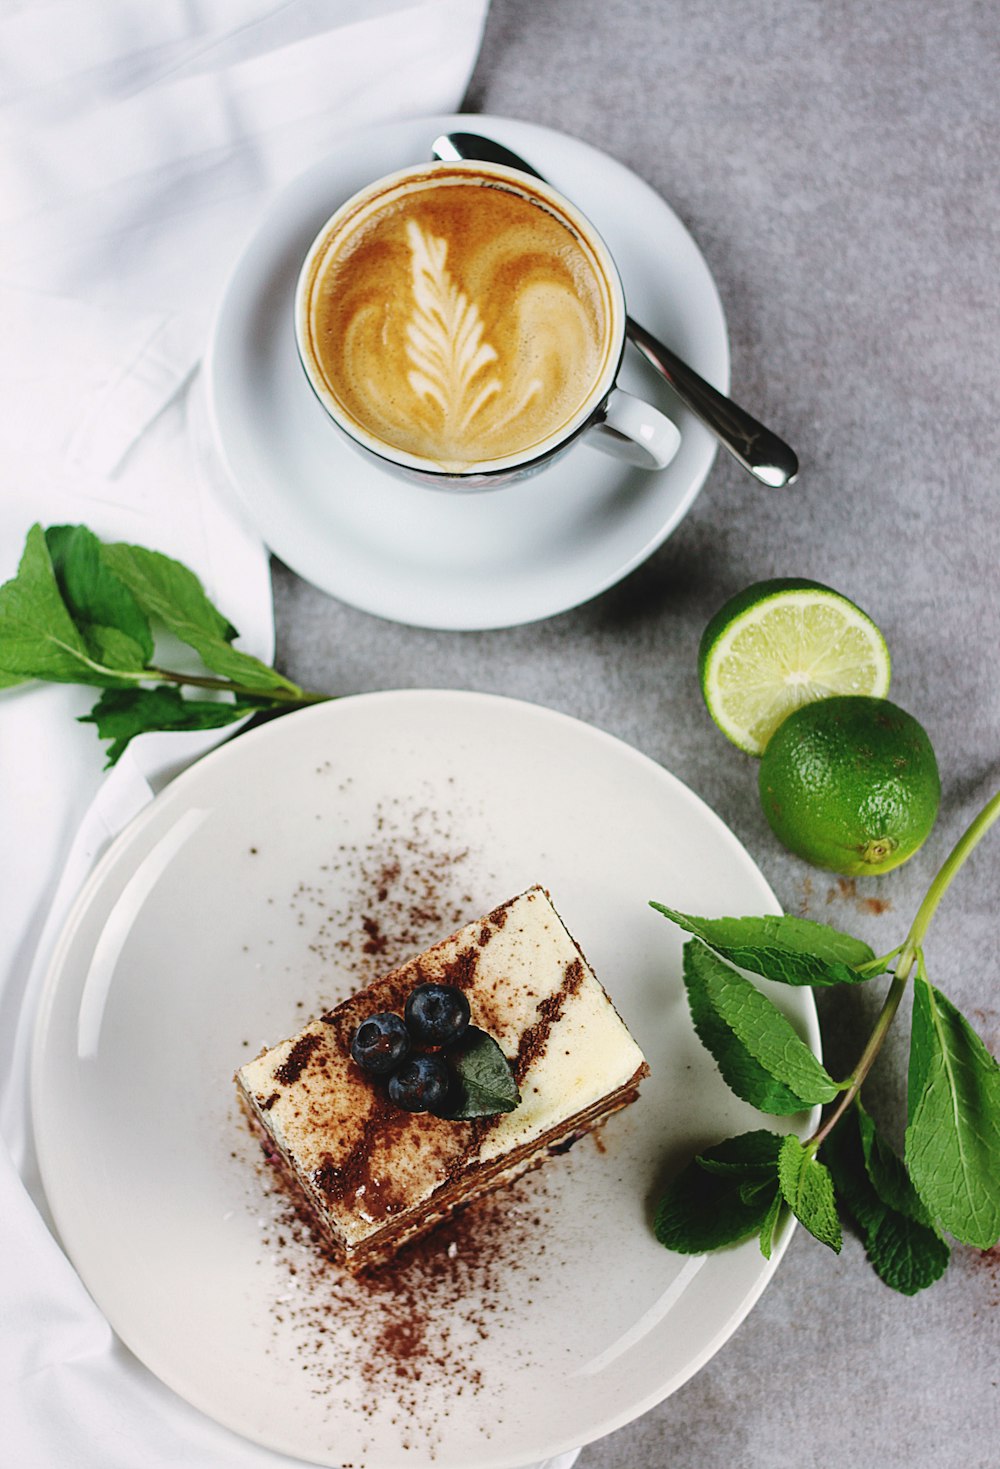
[0,524,328,765]
[651,789,1000,1292]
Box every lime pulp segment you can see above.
[701,589,891,755]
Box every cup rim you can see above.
[293,159,627,479]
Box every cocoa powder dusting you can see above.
[825,875,893,918]
[959,1242,1000,1308]
[246,1125,553,1453]
[274,1032,324,1086]
[286,794,477,998]
[236,792,560,1456]
[514,957,585,1083]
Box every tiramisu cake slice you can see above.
[236,885,648,1271]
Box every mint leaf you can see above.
[778,1134,842,1251]
[694,1128,783,1178]
[867,1210,950,1295]
[436,1027,521,1120]
[100,541,235,640]
[0,523,127,687]
[80,686,258,767]
[856,1097,934,1226]
[45,524,153,669]
[905,972,1000,1248]
[651,905,881,986]
[655,1154,779,1254]
[84,625,149,672]
[739,1176,778,1205]
[683,940,840,1114]
[824,1107,887,1238]
[826,1100,949,1294]
[99,541,302,698]
[758,1189,785,1259]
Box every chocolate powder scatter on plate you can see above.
[245,1111,553,1453]
[288,797,486,1000]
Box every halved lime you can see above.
[698,579,891,756]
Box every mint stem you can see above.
[810,972,908,1148]
[853,944,903,976]
[146,667,329,705]
[897,788,1000,962]
[809,789,1000,1152]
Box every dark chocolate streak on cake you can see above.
[312,1095,410,1220]
[513,957,585,1084]
[439,944,479,989]
[487,901,510,929]
[274,1032,324,1085]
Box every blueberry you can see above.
[404,983,471,1046]
[388,1054,452,1113]
[350,1012,410,1075]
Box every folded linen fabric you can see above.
[0,7,580,1468]
[0,0,491,475]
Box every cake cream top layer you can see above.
[237,886,647,1246]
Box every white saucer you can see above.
[204,115,729,630]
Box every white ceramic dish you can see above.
[33,693,816,1469]
[203,114,729,630]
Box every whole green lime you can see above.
[758,696,940,874]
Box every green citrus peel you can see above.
[758,695,941,875]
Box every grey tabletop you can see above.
[272,2,1000,1465]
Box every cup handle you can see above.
[585,387,681,470]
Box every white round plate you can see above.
[33,694,815,1469]
[203,115,729,630]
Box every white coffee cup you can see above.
[295,161,680,490]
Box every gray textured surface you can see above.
[271,1,1000,1463]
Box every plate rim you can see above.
[201,112,730,631]
[31,691,818,1468]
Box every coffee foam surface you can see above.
[304,175,613,470]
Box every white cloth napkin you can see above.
[0,7,584,1468]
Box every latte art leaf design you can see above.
[404,220,539,437]
[320,189,602,467]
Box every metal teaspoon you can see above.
[432,131,799,488]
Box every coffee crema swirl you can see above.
[303,173,614,470]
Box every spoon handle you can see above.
[432,132,798,488]
[623,316,798,488]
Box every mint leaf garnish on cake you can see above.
[435,1028,521,1120]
